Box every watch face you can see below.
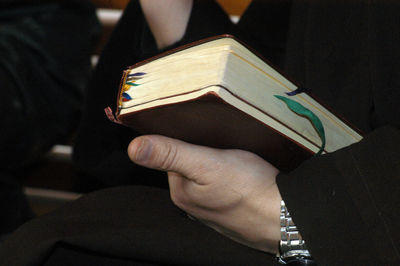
[284,257,316,265]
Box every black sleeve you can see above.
[277,127,400,265]
[277,1,400,264]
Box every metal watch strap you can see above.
[278,200,312,264]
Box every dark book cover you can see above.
[118,92,313,172]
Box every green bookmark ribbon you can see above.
[274,95,326,155]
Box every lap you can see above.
[0,186,275,265]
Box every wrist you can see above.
[242,182,282,254]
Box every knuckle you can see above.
[158,142,179,170]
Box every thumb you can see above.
[128,135,219,182]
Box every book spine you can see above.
[116,70,129,116]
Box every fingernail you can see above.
[135,138,152,162]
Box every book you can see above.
[107,35,362,171]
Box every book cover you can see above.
[106,35,362,171]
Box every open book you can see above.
[107,35,362,171]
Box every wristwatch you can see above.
[277,200,315,265]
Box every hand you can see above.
[140,0,193,49]
[128,135,282,254]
